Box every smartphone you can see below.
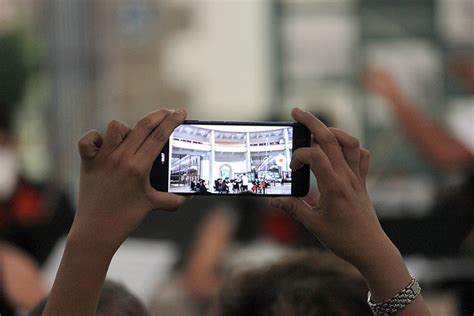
[150,120,311,197]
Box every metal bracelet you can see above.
[367,277,421,316]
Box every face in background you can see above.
[0,130,19,201]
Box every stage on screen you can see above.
[168,124,294,195]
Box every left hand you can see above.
[70,108,187,252]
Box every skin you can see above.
[43,109,188,316]
[448,57,474,92]
[42,107,430,315]
[269,108,430,315]
[0,243,46,311]
[364,67,473,171]
[184,210,236,300]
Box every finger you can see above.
[290,146,336,191]
[291,108,346,170]
[121,109,172,153]
[329,128,361,175]
[78,130,103,160]
[136,108,187,164]
[100,120,130,156]
[147,190,188,211]
[359,148,370,182]
[303,190,320,207]
[269,197,322,232]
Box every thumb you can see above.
[269,197,320,229]
[78,130,103,160]
[303,190,320,207]
[146,189,188,212]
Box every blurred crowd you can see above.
[0,1,473,315]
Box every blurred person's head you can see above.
[30,280,149,316]
[215,251,371,316]
[0,101,19,202]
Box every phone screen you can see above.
[167,123,297,195]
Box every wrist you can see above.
[44,226,115,315]
[356,239,412,302]
[355,234,401,274]
[66,224,119,261]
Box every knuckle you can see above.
[348,172,361,186]
[284,200,294,212]
[137,116,156,130]
[108,119,122,131]
[78,136,89,149]
[361,148,370,159]
[287,209,298,221]
[283,202,298,219]
[346,137,360,149]
[121,158,143,176]
[107,121,127,138]
[309,147,322,160]
[291,148,303,160]
[321,131,339,146]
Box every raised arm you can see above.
[449,57,474,92]
[42,109,187,316]
[270,108,431,315]
[184,210,237,300]
[364,68,473,171]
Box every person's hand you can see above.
[363,67,401,101]
[270,108,397,273]
[448,57,474,92]
[70,108,187,252]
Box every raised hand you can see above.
[270,108,388,272]
[43,108,188,316]
[71,108,188,251]
[363,67,401,101]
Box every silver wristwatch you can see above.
[367,277,421,316]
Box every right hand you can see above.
[363,67,401,101]
[270,108,397,272]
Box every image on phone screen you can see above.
[150,121,310,197]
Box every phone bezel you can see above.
[150,120,310,197]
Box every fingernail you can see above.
[294,107,304,113]
[176,108,186,115]
[269,198,282,209]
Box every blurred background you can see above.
[0,0,473,315]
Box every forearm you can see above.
[184,212,235,299]
[356,236,430,315]
[42,231,115,316]
[387,93,472,170]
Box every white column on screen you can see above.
[210,130,215,183]
[284,128,291,172]
[246,132,251,172]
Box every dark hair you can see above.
[0,101,14,135]
[30,280,149,316]
[216,251,371,316]
[96,280,149,316]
